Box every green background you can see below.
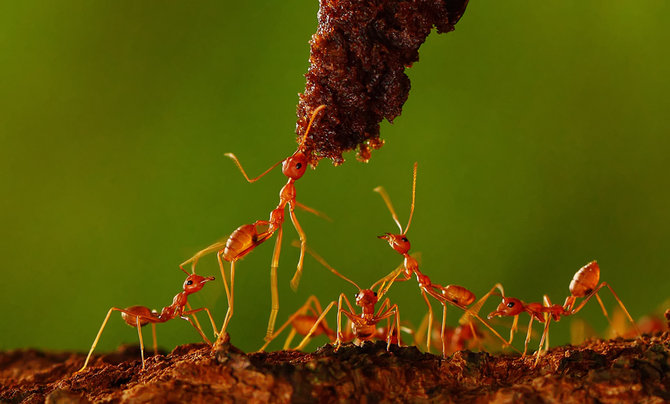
[1,1,668,354]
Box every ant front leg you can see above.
[183,307,218,344]
[335,293,357,350]
[288,203,307,291]
[265,225,283,341]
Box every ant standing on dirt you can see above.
[375,163,511,356]
[487,261,639,362]
[78,268,217,372]
[280,244,403,351]
[181,105,328,343]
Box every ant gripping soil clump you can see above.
[296,0,470,165]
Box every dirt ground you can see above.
[1,331,669,403]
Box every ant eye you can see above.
[373,292,378,297]
[402,237,408,242]
[186,280,193,285]
[507,302,515,308]
[296,162,302,170]
[354,293,358,299]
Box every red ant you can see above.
[374,163,512,356]
[487,261,638,362]
[181,105,327,341]
[260,249,412,351]
[284,244,403,351]
[78,268,217,372]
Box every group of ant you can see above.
[78,105,641,372]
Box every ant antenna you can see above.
[373,162,418,235]
[374,186,403,233]
[296,241,361,292]
[404,162,417,235]
[299,105,327,149]
[225,153,283,183]
[179,265,190,275]
[372,267,403,298]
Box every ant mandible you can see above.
[374,163,511,355]
[78,268,217,372]
[181,105,327,342]
[289,244,403,351]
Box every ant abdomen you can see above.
[440,285,476,306]
[569,261,600,297]
[121,306,156,327]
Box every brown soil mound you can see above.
[2,333,669,403]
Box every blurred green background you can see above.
[1,1,669,354]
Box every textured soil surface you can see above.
[2,333,669,403]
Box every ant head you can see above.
[378,233,411,255]
[488,297,524,318]
[183,274,215,295]
[355,289,378,308]
[282,151,308,180]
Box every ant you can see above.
[286,244,403,351]
[181,105,327,341]
[374,163,512,355]
[487,261,639,362]
[78,268,217,372]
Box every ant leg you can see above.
[441,304,448,356]
[183,307,218,343]
[534,318,552,367]
[288,205,307,291]
[79,308,116,372]
[266,226,283,341]
[217,251,232,320]
[135,318,146,370]
[509,315,519,348]
[224,153,282,183]
[415,313,430,350]
[186,302,204,338]
[376,304,401,350]
[284,329,299,350]
[181,241,227,274]
[260,295,321,351]
[295,201,331,221]
[570,282,640,336]
[295,301,337,350]
[334,294,357,350]
[183,316,212,345]
[151,323,158,355]
[220,260,236,338]
[460,283,504,325]
[420,290,434,352]
[523,317,535,357]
